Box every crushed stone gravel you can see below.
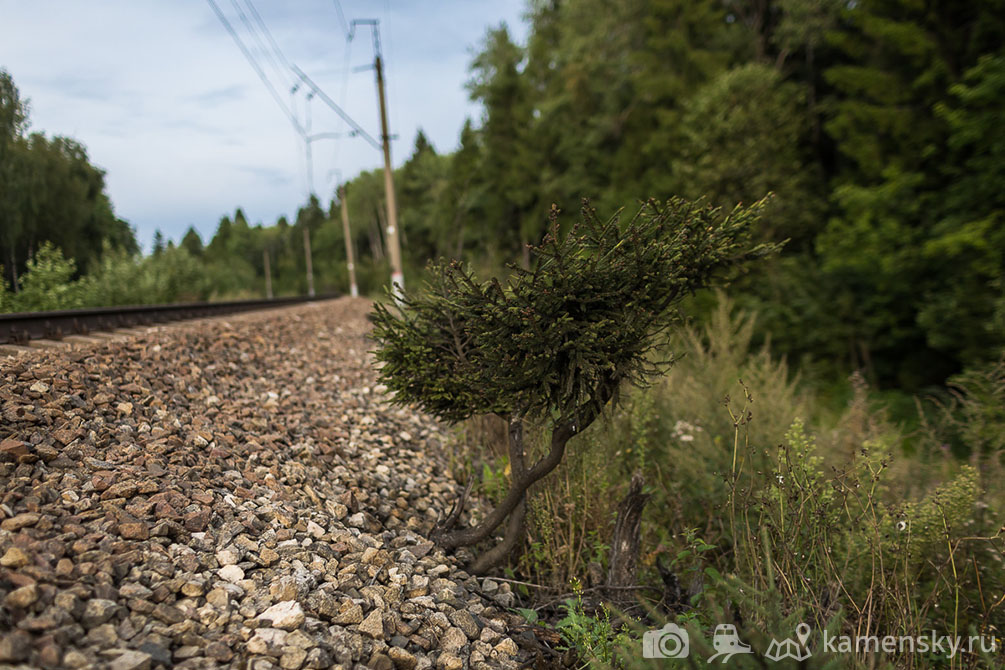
[0,298,526,670]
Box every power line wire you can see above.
[205,0,303,133]
[243,0,296,85]
[291,65,382,151]
[230,0,290,92]
[337,26,353,131]
[241,1,364,157]
[210,0,384,199]
[332,0,350,39]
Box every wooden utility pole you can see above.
[302,225,315,297]
[297,89,316,299]
[263,249,273,299]
[375,53,404,297]
[339,186,359,298]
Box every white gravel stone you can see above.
[248,628,289,654]
[216,547,241,566]
[258,600,305,631]
[218,564,245,582]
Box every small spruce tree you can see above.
[371,197,777,572]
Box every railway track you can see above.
[0,294,336,346]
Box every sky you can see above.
[0,1,529,252]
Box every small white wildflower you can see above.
[897,520,907,531]
[680,434,694,442]
[776,474,784,485]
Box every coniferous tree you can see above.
[468,25,538,265]
[435,119,482,260]
[180,227,204,257]
[818,0,1005,386]
[372,196,777,572]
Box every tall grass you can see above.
[456,295,1005,668]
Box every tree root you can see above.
[434,381,619,573]
[469,495,526,574]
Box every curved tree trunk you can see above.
[435,380,619,573]
[437,417,574,551]
[469,494,526,574]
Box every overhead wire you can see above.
[327,0,353,193]
[230,0,289,92]
[244,0,295,74]
[290,66,382,151]
[205,0,303,133]
[289,84,308,196]
[235,0,312,193]
[332,0,350,39]
[247,0,378,182]
[209,0,386,201]
[332,20,354,186]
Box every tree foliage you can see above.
[374,198,775,423]
[674,63,822,248]
[409,0,1003,390]
[0,69,137,290]
[371,196,775,569]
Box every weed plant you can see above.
[456,296,1005,668]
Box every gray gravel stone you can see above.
[358,608,385,639]
[109,649,153,670]
[0,299,525,670]
[449,609,482,640]
[81,599,120,628]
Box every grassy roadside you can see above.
[452,296,1005,669]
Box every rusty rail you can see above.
[0,295,337,345]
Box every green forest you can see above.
[3,0,1005,664]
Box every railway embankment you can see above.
[0,298,524,670]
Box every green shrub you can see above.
[78,244,208,307]
[1,242,214,313]
[931,357,1005,459]
[77,246,146,306]
[556,580,636,668]
[140,245,207,303]
[10,242,85,311]
[203,257,257,301]
[373,197,776,573]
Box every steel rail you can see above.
[0,294,337,346]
